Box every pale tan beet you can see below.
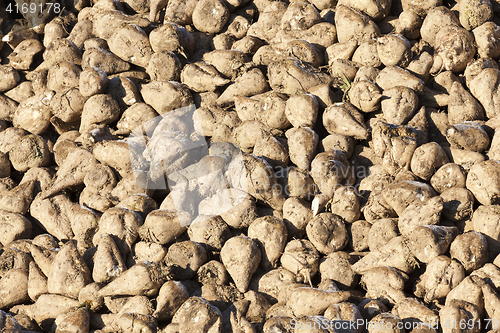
[171,296,223,333]
[128,241,167,266]
[357,299,389,322]
[0,210,31,247]
[268,58,331,95]
[248,216,287,270]
[180,62,230,93]
[410,142,450,180]
[286,127,319,171]
[368,313,405,333]
[376,66,425,93]
[228,153,286,210]
[349,220,372,252]
[220,236,261,293]
[381,86,418,125]
[46,61,81,94]
[319,252,357,289]
[139,210,187,245]
[92,140,138,177]
[92,234,127,284]
[469,68,500,119]
[0,95,18,122]
[79,94,121,132]
[282,197,313,238]
[280,239,319,284]
[8,134,51,172]
[434,26,476,73]
[285,94,318,128]
[328,186,361,222]
[91,8,149,38]
[188,215,230,251]
[0,269,29,310]
[381,180,436,215]
[393,298,439,329]
[329,58,360,86]
[335,5,381,44]
[154,281,189,321]
[31,294,80,330]
[252,267,296,304]
[471,263,500,290]
[250,91,290,130]
[448,122,489,153]
[352,40,381,68]
[232,120,270,153]
[471,205,500,259]
[13,91,54,135]
[53,307,90,333]
[50,87,88,126]
[42,148,98,199]
[444,277,484,316]
[253,135,289,168]
[325,40,358,66]
[407,225,459,263]
[276,22,337,53]
[310,150,355,198]
[466,160,500,205]
[68,19,93,49]
[398,196,443,236]
[30,243,56,277]
[474,22,500,59]
[441,188,475,223]
[192,0,230,34]
[286,167,317,201]
[323,102,369,140]
[450,232,488,273]
[99,262,163,297]
[8,39,44,71]
[0,65,20,93]
[306,212,348,255]
[286,287,350,317]
[115,103,158,135]
[163,0,199,26]
[352,236,417,274]
[431,163,467,193]
[361,266,408,305]
[247,2,288,42]
[106,77,141,110]
[367,218,398,252]
[92,207,143,255]
[43,38,82,66]
[147,51,182,83]
[216,68,270,106]
[0,181,36,215]
[322,134,355,159]
[47,240,92,299]
[445,147,486,171]
[164,241,208,280]
[140,81,193,114]
[82,47,131,75]
[447,82,484,125]
[481,282,500,324]
[349,80,382,114]
[371,121,419,175]
[28,261,48,301]
[489,130,500,161]
[420,6,460,46]
[377,34,411,67]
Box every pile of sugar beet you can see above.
[6,0,500,331]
